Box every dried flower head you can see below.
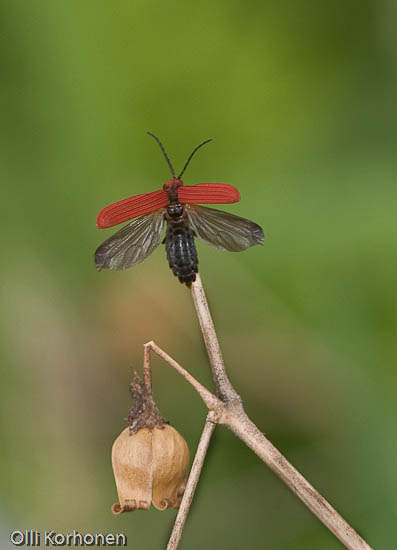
[112,374,189,513]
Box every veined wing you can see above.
[186,204,264,252]
[95,210,165,270]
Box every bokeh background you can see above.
[1,1,396,548]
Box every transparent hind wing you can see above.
[95,210,165,270]
[186,204,264,252]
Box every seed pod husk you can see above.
[151,425,189,510]
[111,427,152,513]
[111,374,189,513]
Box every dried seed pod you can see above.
[111,373,190,513]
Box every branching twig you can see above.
[143,341,221,412]
[144,273,373,550]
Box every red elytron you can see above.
[95,133,264,285]
[96,182,240,228]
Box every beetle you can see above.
[95,133,264,285]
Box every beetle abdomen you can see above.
[165,222,198,286]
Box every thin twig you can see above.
[226,413,371,550]
[167,412,217,550]
[143,342,152,391]
[190,274,240,403]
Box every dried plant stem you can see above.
[144,274,372,550]
[167,412,217,550]
[143,342,152,391]
[190,274,239,403]
[143,341,221,411]
[227,414,370,549]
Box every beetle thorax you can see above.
[166,203,185,221]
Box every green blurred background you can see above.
[1,1,396,548]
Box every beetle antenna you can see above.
[147,132,176,178]
[178,139,213,179]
